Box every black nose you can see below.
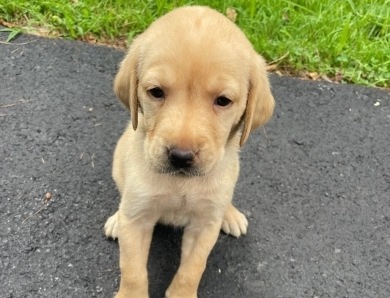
[168,148,195,168]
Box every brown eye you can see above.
[149,87,165,99]
[215,96,232,107]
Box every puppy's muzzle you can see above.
[168,147,195,169]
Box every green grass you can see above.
[1,0,390,88]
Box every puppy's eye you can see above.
[214,96,232,107]
[149,87,165,99]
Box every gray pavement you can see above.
[1,31,390,298]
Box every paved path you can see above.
[1,31,389,298]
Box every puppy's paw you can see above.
[115,289,149,298]
[104,211,119,239]
[116,289,149,298]
[221,204,248,238]
[165,282,197,298]
[165,292,197,298]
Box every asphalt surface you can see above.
[1,31,390,298]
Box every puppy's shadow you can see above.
[148,224,183,297]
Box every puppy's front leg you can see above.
[116,211,156,298]
[165,221,221,298]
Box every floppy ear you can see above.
[240,55,275,146]
[113,37,142,130]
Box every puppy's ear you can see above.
[114,37,142,130]
[240,55,275,146]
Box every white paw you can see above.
[221,205,248,238]
[104,211,119,239]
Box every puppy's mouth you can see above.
[155,165,205,177]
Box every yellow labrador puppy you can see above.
[104,6,274,298]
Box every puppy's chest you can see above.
[149,189,220,227]
[157,194,196,226]
[131,173,227,227]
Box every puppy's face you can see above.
[139,39,250,176]
[115,7,275,176]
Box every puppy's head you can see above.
[114,6,274,176]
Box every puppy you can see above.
[104,6,274,298]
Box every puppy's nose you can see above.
[168,148,195,168]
